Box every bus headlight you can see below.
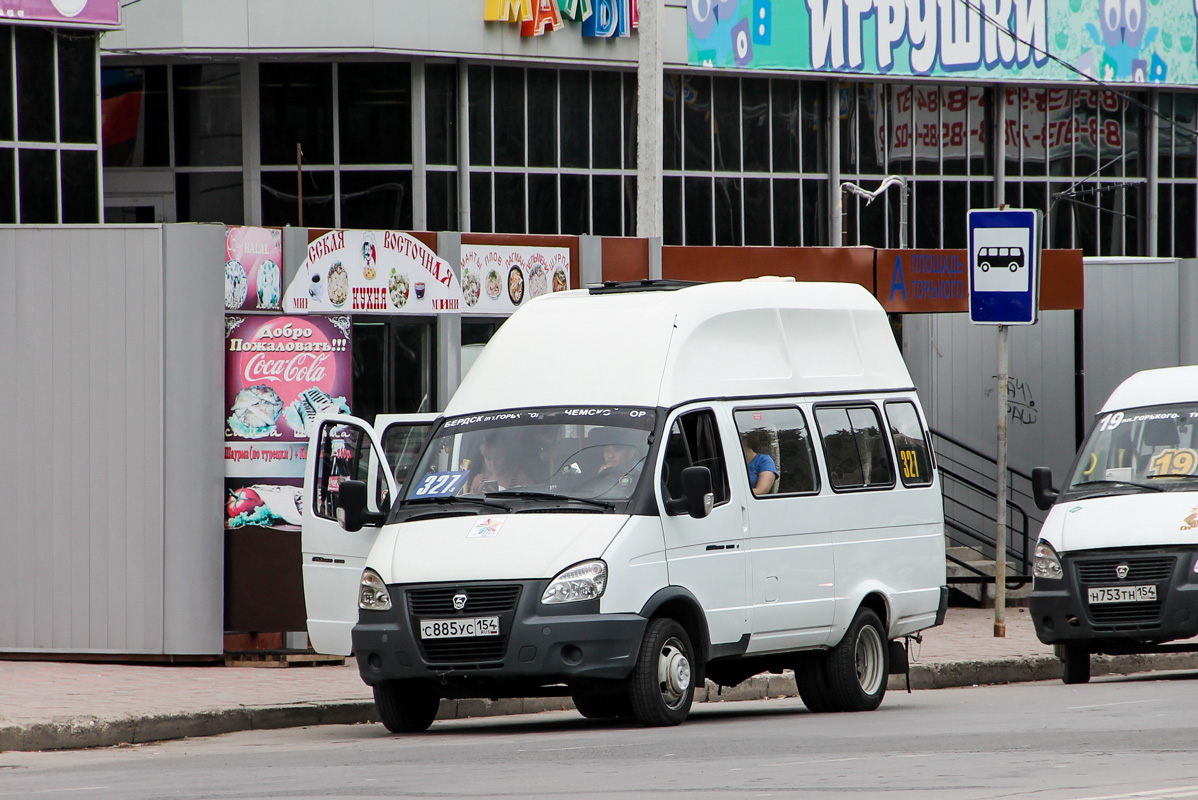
[359,568,392,611]
[541,560,607,604]
[1033,540,1063,581]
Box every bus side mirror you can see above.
[680,466,715,519]
[335,480,387,531]
[1032,467,1058,512]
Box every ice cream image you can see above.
[257,259,281,308]
[227,384,284,439]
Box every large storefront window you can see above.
[258,62,413,231]
[426,63,458,231]
[467,65,636,236]
[1005,87,1145,256]
[175,64,242,167]
[665,73,828,247]
[340,63,411,165]
[1157,92,1198,258]
[0,26,101,224]
[17,27,53,142]
[260,63,333,166]
[840,82,993,249]
[174,64,244,224]
[100,65,169,168]
[105,60,422,228]
[58,32,96,145]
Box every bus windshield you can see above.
[400,406,657,509]
[1067,403,1198,494]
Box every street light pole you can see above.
[636,0,664,239]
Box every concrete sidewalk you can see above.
[4,606,1198,752]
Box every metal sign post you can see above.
[995,323,1008,636]
[967,208,1042,638]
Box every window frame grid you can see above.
[666,74,830,247]
[255,61,416,230]
[1014,87,1148,256]
[465,64,638,236]
[172,63,245,224]
[1156,91,1198,257]
[0,28,103,224]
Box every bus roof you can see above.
[444,280,915,415]
[1101,365,1198,413]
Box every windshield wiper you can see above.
[401,509,480,523]
[1144,473,1198,480]
[405,495,513,513]
[485,490,615,511]
[1072,479,1164,493]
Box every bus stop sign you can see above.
[967,208,1042,325]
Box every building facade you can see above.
[98,1,1198,257]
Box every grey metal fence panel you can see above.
[904,310,1077,479]
[162,224,225,655]
[0,224,223,655]
[1082,258,1181,421]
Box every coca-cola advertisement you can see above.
[223,314,352,529]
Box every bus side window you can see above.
[815,404,895,491]
[884,401,934,488]
[661,410,731,510]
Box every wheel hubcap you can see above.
[657,637,691,710]
[854,624,884,695]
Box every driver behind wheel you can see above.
[588,427,647,485]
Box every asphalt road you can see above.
[4,672,1198,799]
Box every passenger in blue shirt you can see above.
[741,430,778,496]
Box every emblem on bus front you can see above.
[1115,565,1130,580]
[453,592,468,610]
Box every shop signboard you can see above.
[2,0,120,26]
[283,230,461,315]
[485,0,638,38]
[460,244,572,316]
[224,226,283,312]
[877,248,1081,314]
[879,249,968,314]
[689,0,1198,86]
[223,314,352,529]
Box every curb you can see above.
[0,701,377,753]
[5,654,1198,753]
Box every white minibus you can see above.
[1031,365,1198,683]
[302,280,948,731]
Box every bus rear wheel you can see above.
[825,607,888,712]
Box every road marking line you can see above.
[1066,699,1166,710]
[764,757,871,767]
[27,788,113,795]
[1068,785,1198,800]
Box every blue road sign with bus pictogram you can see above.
[968,209,1042,325]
